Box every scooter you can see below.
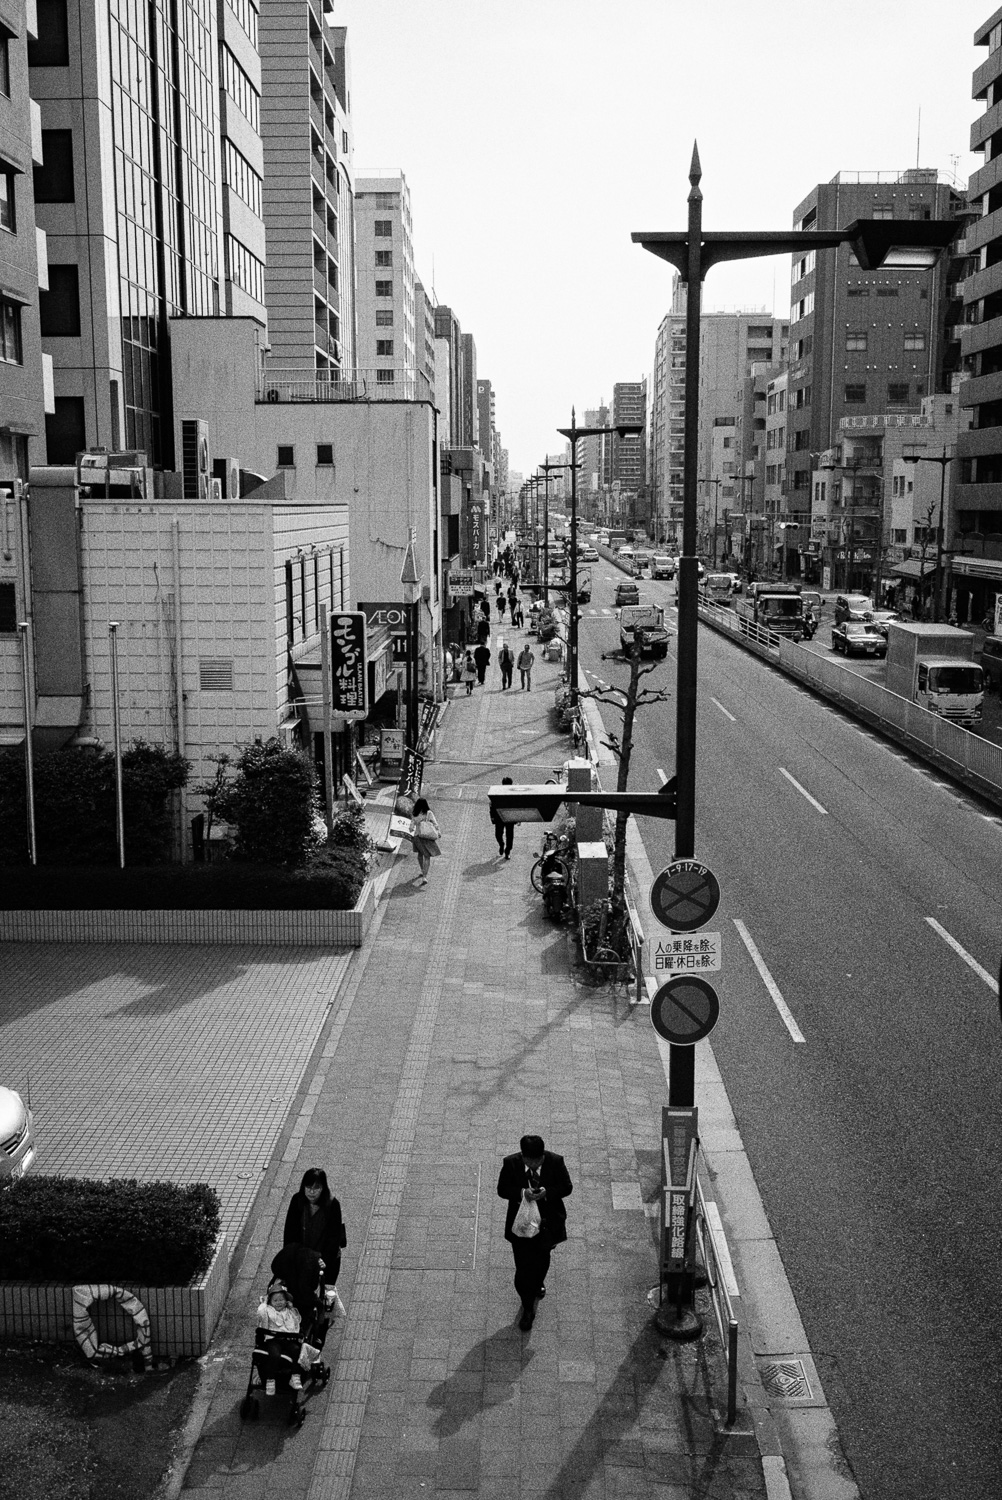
[541,855,570,923]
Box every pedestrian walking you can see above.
[499,641,515,690]
[480,596,491,623]
[410,797,441,887]
[474,640,491,685]
[517,644,535,690]
[497,594,507,621]
[497,1134,573,1331]
[490,775,515,859]
[512,599,524,629]
[462,650,477,695]
[283,1167,346,1287]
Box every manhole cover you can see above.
[759,1358,812,1400]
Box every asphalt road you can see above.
[578,569,1002,1500]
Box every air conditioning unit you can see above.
[181,419,210,498]
[209,477,223,500]
[213,457,241,498]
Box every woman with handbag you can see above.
[410,797,441,887]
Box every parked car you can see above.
[831,621,887,658]
[869,608,902,639]
[981,635,1002,691]
[651,555,676,579]
[614,581,640,607]
[0,1086,35,1185]
[834,593,874,624]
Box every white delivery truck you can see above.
[619,604,671,659]
[884,622,984,725]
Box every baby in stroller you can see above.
[241,1244,334,1427]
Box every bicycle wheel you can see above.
[531,855,570,894]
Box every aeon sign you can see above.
[359,602,408,637]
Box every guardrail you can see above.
[698,601,1002,804]
[694,1173,739,1425]
[623,882,645,1005]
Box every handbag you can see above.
[416,817,438,840]
[511,1191,541,1239]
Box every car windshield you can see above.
[931,666,983,692]
[845,623,878,637]
[763,598,803,618]
[846,598,872,611]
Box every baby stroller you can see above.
[240,1244,334,1428]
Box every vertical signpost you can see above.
[329,611,368,721]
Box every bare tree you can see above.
[579,637,672,957]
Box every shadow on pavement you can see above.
[426,1326,535,1439]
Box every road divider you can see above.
[779,766,828,816]
[924,917,997,990]
[732,919,806,1043]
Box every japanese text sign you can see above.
[329,611,368,720]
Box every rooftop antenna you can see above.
[916,106,921,170]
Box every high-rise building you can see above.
[461,332,478,450]
[956,9,1002,610]
[30,0,265,466]
[354,173,415,389]
[434,305,463,448]
[1,0,49,483]
[611,378,646,498]
[414,279,436,400]
[787,169,968,508]
[260,5,353,378]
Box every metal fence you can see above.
[694,1172,739,1425]
[698,601,1002,801]
[258,369,434,405]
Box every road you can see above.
[578,568,1002,1500]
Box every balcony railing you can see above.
[258,368,434,404]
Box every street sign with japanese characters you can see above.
[650,976,720,1046]
[329,611,368,719]
[650,859,720,933]
[654,932,721,976]
[449,568,474,598]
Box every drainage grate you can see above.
[759,1358,813,1400]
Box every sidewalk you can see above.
[174,638,767,1500]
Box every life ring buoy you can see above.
[72,1283,152,1368]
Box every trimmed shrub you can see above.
[0,1177,221,1286]
[0,861,367,910]
[205,741,322,867]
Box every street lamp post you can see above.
[699,477,722,566]
[903,448,953,622]
[537,459,571,606]
[633,145,957,1108]
[557,410,644,703]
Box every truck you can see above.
[703,572,736,605]
[619,603,671,659]
[734,582,804,640]
[884,622,984,724]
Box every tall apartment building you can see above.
[260,4,353,377]
[476,378,495,461]
[354,173,415,389]
[415,279,436,400]
[611,379,646,502]
[29,0,266,467]
[1,0,49,483]
[461,332,478,451]
[956,7,1002,609]
[787,169,969,508]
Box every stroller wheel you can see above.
[240,1396,259,1421]
[315,1362,330,1388]
[288,1399,306,1428]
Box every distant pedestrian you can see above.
[497,594,507,621]
[490,775,515,859]
[474,641,491,685]
[517,644,535,691]
[462,651,476,695]
[513,599,524,629]
[410,797,441,887]
[499,641,515,690]
[283,1167,346,1288]
[480,597,491,622]
[497,1134,573,1332]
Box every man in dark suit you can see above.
[497,1134,573,1331]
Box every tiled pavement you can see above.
[174,634,768,1500]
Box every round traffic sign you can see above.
[650,977,720,1046]
[650,860,720,932]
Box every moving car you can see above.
[831,621,887,657]
[614,581,640,607]
[834,593,874,625]
[578,546,599,562]
[981,635,1002,691]
[651,555,676,579]
[616,545,636,563]
[869,608,901,639]
[0,1086,35,1184]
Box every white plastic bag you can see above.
[327,1287,347,1322]
[511,1192,541,1239]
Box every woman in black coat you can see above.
[283,1167,346,1286]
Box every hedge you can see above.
[0,1178,221,1286]
[0,852,368,910]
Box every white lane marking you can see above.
[711,697,736,722]
[703,1200,740,1298]
[602,608,612,616]
[779,766,828,816]
[925,917,997,990]
[733,918,806,1043]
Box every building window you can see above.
[374,219,392,237]
[34,129,75,201]
[39,264,81,335]
[27,0,69,65]
[375,309,393,327]
[228,0,259,48]
[277,445,295,467]
[0,166,14,232]
[876,287,899,298]
[0,31,9,97]
[45,395,85,462]
[0,581,16,633]
[374,192,396,209]
[888,383,910,403]
[903,332,926,351]
[220,45,260,131]
[374,249,392,267]
[376,369,395,384]
[376,339,394,356]
[892,529,907,544]
[226,234,265,303]
[873,205,894,219]
[316,443,334,466]
[845,383,867,403]
[375,280,392,297]
[847,287,870,298]
[846,332,868,351]
[223,139,263,217]
[793,430,811,451]
[0,297,22,363]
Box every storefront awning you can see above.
[889,558,934,580]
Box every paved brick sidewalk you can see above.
[177,636,766,1500]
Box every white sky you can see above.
[337,0,991,475]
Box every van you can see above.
[981,635,1002,691]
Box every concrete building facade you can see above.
[354,173,415,386]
